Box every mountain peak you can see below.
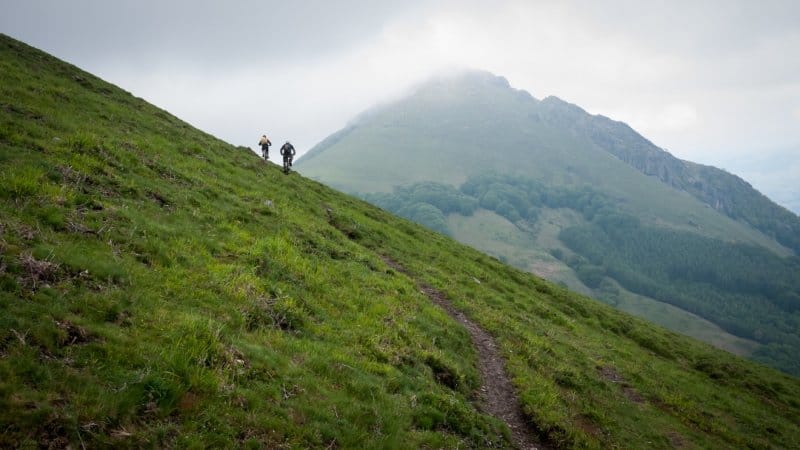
[456,69,512,88]
[410,69,537,102]
[540,95,590,116]
[422,69,510,87]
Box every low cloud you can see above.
[2,0,798,210]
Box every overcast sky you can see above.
[2,0,799,212]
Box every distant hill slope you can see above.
[297,71,800,375]
[536,95,800,254]
[2,34,800,449]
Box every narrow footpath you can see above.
[383,257,545,450]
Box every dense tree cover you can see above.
[559,215,800,375]
[364,173,800,375]
[684,163,800,255]
[397,202,449,235]
[363,182,478,235]
[459,173,800,375]
[461,173,614,224]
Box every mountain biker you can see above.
[280,141,296,173]
[259,134,272,160]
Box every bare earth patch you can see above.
[597,365,645,404]
[528,260,562,279]
[19,252,61,291]
[55,320,94,347]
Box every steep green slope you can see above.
[2,34,800,449]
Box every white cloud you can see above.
[631,103,700,133]
[726,146,800,214]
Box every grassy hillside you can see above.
[2,34,800,449]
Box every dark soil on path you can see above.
[383,257,546,450]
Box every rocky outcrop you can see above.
[537,96,800,254]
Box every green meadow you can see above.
[2,34,799,449]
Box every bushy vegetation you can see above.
[462,174,800,375]
[684,162,800,255]
[2,34,800,449]
[364,182,477,234]
[368,172,800,375]
[461,174,612,225]
[559,216,800,374]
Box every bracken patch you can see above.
[19,252,61,291]
[55,320,95,347]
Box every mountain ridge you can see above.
[303,71,800,245]
[296,69,800,374]
[535,93,800,253]
[297,69,797,256]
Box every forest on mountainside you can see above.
[683,162,800,254]
[363,174,800,374]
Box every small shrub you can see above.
[36,206,65,229]
[554,369,581,389]
[423,353,462,391]
[0,273,18,292]
[326,208,364,240]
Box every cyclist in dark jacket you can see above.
[280,141,296,173]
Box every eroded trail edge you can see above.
[383,257,544,450]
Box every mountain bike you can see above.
[282,155,293,174]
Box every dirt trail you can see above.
[383,257,545,450]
